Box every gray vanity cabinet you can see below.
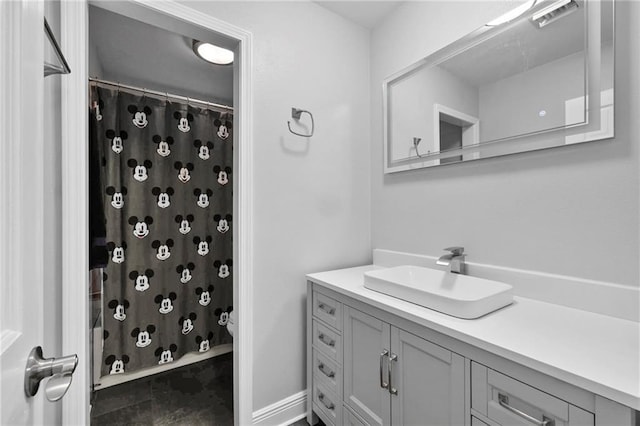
[307,277,634,426]
[342,306,465,426]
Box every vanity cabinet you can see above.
[343,306,465,426]
[308,283,465,426]
[306,274,637,426]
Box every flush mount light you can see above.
[486,0,538,26]
[192,41,234,65]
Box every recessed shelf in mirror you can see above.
[383,0,614,173]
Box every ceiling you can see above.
[314,1,404,29]
[89,6,235,106]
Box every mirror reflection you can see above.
[384,0,614,171]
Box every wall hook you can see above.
[287,107,314,137]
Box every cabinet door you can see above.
[343,306,392,426]
[390,327,465,426]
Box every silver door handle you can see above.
[388,353,398,395]
[318,333,335,348]
[318,303,335,316]
[379,349,389,389]
[24,346,78,402]
[498,394,554,426]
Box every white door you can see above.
[0,0,59,423]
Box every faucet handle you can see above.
[443,246,465,256]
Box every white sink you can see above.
[364,265,513,319]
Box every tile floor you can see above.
[91,352,233,425]
[91,351,320,425]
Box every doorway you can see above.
[60,2,254,424]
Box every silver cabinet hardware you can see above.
[379,349,389,389]
[318,333,336,348]
[318,303,336,316]
[318,362,335,378]
[388,353,398,395]
[318,392,335,411]
[498,394,554,426]
[24,346,78,402]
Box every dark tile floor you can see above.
[91,352,233,425]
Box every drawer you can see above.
[343,405,367,426]
[313,290,343,331]
[312,349,342,398]
[313,380,342,426]
[472,362,594,426]
[471,416,490,426]
[313,319,342,363]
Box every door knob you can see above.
[24,346,78,402]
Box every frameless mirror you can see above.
[383,0,614,172]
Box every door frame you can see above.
[60,2,254,424]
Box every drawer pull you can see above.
[388,353,398,395]
[318,303,336,316]
[379,349,389,389]
[498,394,554,426]
[318,362,335,378]
[318,333,336,348]
[318,392,335,411]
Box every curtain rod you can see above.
[89,77,234,112]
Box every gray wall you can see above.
[181,1,372,412]
[371,1,639,287]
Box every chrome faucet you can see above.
[436,247,466,274]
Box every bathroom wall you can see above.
[371,2,639,287]
[181,1,372,413]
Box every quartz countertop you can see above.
[307,265,640,411]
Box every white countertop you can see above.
[307,265,640,411]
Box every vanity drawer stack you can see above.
[471,362,594,426]
[310,289,343,426]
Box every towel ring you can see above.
[287,107,314,137]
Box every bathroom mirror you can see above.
[383,0,614,173]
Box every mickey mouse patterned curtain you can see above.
[90,83,233,376]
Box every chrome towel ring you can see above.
[287,107,314,137]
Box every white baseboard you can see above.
[374,249,640,322]
[252,390,307,426]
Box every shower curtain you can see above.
[90,84,233,376]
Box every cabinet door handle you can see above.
[388,353,398,395]
[318,392,335,411]
[498,394,554,426]
[318,303,336,316]
[379,349,389,389]
[318,333,335,348]
[318,362,335,378]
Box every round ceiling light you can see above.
[192,41,234,65]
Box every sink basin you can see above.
[364,265,513,319]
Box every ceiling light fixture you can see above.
[486,0,539,26]
[192,41,234,65]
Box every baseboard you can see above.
[373,249,640,322]
[252,390,307,426]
